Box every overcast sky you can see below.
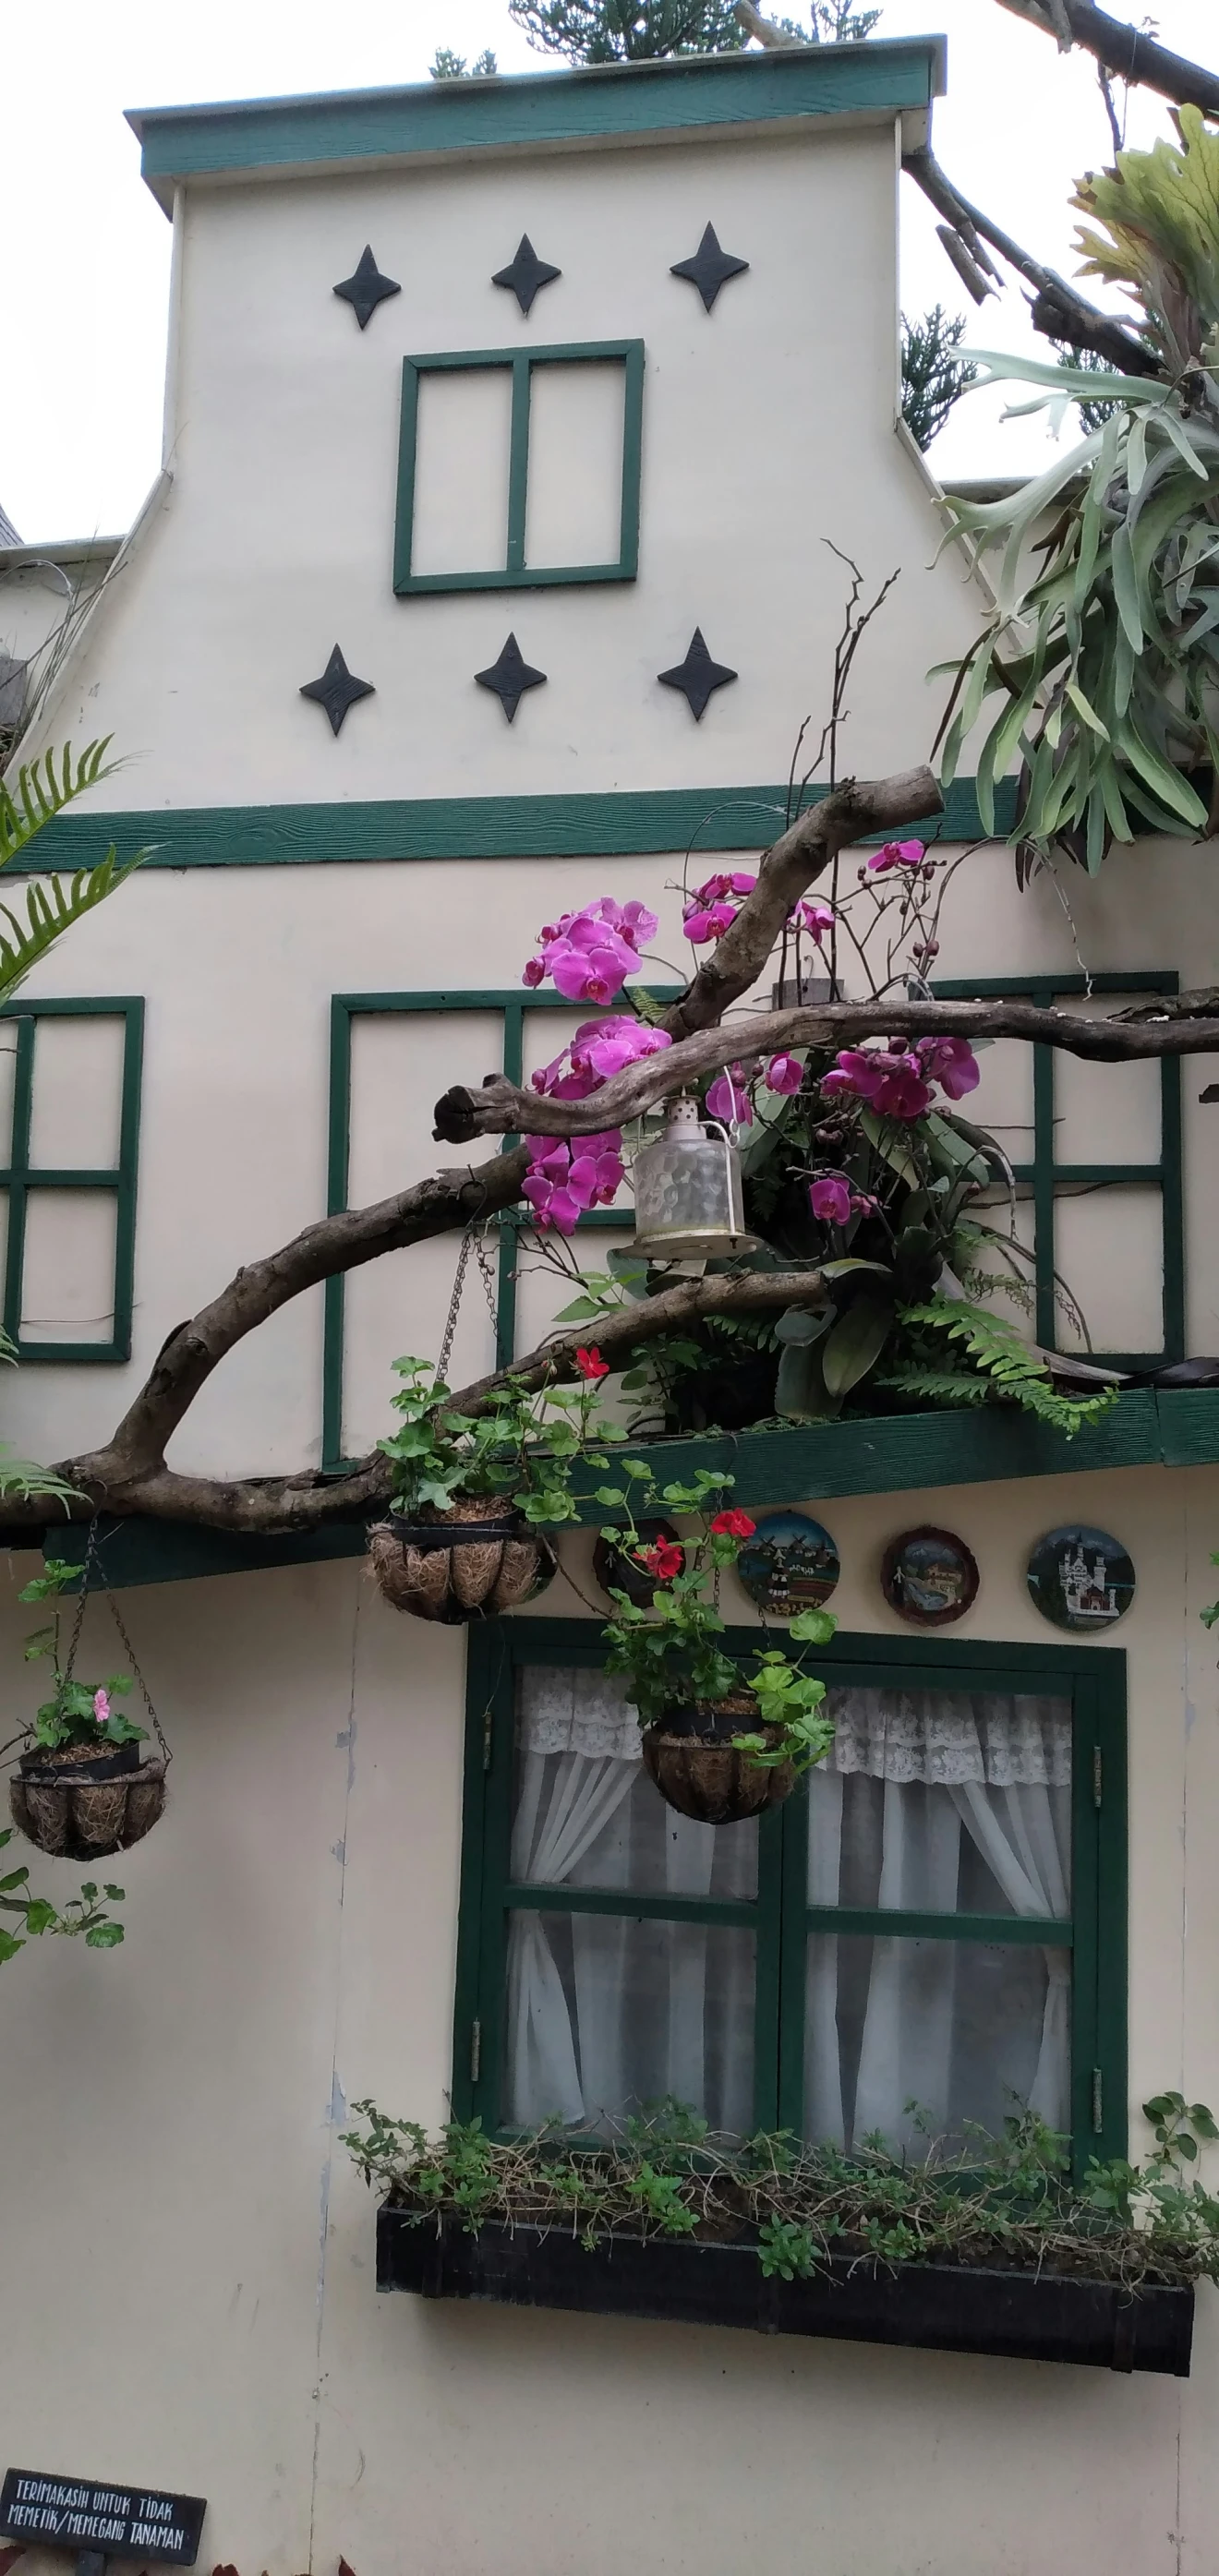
[5,0,1213,540]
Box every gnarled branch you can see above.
[902,147,1160,376]
[991,0,1219,121]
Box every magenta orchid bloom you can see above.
[793,899,836,943]
[867,840,926,876]
[92,1688,111,1726]
[822,1048,935,1120]
[682,873,756,945]
[523,1130,624,1234]
[765,1053,803,1095]
[808,1174,854,1225]
[531,1017,672,1104]
[914,1035,980,1100]
[706,1066,754,1126]
[522,897,659,1002]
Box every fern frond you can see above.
[876,1366,994,1409]
[0,740,116,870]
[899,1298,1119,1438]
[0,1449,81,1506]
[0,845,147,1003]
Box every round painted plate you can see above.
[1027,1524,1135,1631]
[735,1511,840,1619]
[881,1525,979,1627]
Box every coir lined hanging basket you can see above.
[641,1694,794,1826]
[9,1528,171,1860]
[368,1499,556,1625]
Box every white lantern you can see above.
[631,1094,759,1262]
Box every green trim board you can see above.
[934,970,1183,1370]
[127,42,947,210]
[25,778,1012,874]
[29,1388,1219,1588]
[453,1620,1128,2173]
[322,984,682,1473]
[394,343,644,596]
[0,999,143,1365]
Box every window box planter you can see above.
[377,2209,1195,2377]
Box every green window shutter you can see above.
[0,997,144,1365]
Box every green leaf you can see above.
[821,1293,895,1400]
[85,1922,124,1948]
[0,1929,24,1964]
[22,1899,56,1936]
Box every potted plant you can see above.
[10,1563,166,1860]
[370,1351,615,1623]
[597,1460,837,1824]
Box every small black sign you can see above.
[0,2469,206,2564]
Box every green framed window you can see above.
[393,341,646,596]
[322,985,679,1473]
[0,997,144,1364]
[933,969,1183,1369]
[453,1621,1128,2177]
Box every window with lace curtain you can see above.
[453,1621,1128,2173]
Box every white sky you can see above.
[5,0,1214,540]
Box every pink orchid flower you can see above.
[765,1053,803,1095]
[915,1035,980,1100]
[793,900,836,943]
[522,898,658,1000]
[867,840,926,876]
[808,1174,854,1225]
[523,1130,624,1234]
[682,873,756,945]
[706,1066,754,1126]
[822,1049,935,1120]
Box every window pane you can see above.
[807,1688,1071,1916]
[803,1932,1071,2156]
[514,1667,758,1899]
[523,361,625,570]
[410,367,513,576]
[1054,1185,1164,1356]
[503,1909,754,2135]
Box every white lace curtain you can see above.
[503,1668,1071,2150]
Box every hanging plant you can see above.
[939,107,1219,872]
[597,1459,837,1824]
[369,1348,615,1624]
[10,1553,169,1860]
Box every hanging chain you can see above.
[438,1222,501,1385]
[59,1515,172,1769]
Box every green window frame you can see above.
[453,1619,1128,2178]
[393,341,646,596]
[322,985,680,1473]
[933,969,1183,1369]
[0,997,144,1365]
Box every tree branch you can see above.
[652,765,943,1043]
[902,146,1161,375]
[991,0,1219,121]
[436,994,1219,1144]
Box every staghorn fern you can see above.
[888,1299,1120,1437]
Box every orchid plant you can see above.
[380,1350,619,1526]
[595,1455,837,1770]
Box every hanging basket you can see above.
[10,1740,166,1860]
[641,1693,794,1826]
[368,1497,557,1624]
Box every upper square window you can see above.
[392,341,645,596]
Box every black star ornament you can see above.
[299,646,376,736]
[475,633,548,723]
[332,246,402,330]
[670,223,750,313]
[658,629,738,721]
[491,235,561,316]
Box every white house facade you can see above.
[2,40,1219,2576]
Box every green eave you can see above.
[127,40,947,211]
[24,776,1006,873]
[33,1390,1219,1589]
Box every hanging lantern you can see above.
[631,1094,759,1262]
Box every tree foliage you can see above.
[900,306,978,450]
[507,0,745,60]
[429,47,498,78]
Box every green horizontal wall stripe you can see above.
[129,42,946,195]
[29,1388,1219,1587]
[28,776,1008,873]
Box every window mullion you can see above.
[506,355,532,577]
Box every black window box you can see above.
[377,2208,1195,2377]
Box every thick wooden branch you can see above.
[436,995,1219,1144]
[902,146,1161,377]
[992,0,1219,120]
[441,1268,832,1414]
[652,766,942,1045]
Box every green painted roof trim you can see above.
[36,1389,1219,1588]
[28,776,1005,872]
[127,42,946,201]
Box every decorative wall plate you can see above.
[735,1511,839,1619]
[1026,1524,1135,1631]
[881,1526,979,1627]
[593,1519,684,1609]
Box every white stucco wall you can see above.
[0,1458,1216,2576]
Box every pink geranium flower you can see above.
[92,1688,111,1726]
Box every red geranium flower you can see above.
[710,1509,756,1538]
[575,1346,610,1380]
[635,1541,684,1581]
